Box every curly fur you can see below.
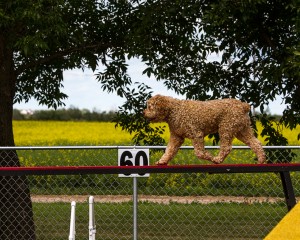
[143,94,266,165]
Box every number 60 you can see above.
[118,149,149,177]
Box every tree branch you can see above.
[15,42,112,75]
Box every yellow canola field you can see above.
[13,120,300,146]
[13,121,133,146]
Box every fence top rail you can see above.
[1,163,300,176]
[1,145,300,150]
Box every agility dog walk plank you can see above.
[264,202,300,240]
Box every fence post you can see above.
[279,171,296,211]
[69,201,76,240]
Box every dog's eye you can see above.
[148,103,153,110]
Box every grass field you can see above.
[33,201,286,240]
[8,121,300,239]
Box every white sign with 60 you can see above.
[118,149,150,177]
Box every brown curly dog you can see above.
[143,94,266,165]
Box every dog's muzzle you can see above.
[143,110,155,121]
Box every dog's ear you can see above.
[152,95,166,105]
[153,95,175,112]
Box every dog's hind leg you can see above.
[236,128,266,163]
[156,134,184,165]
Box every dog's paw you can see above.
[212,157,223,164]
[257,157,266,164]
[155,160,168,165]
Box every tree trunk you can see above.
[0,36,36,239]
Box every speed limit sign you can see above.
[118,149,150,177]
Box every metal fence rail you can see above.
[0,146,299,240]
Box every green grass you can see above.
[26,171,300,197]
[33,201,287,240]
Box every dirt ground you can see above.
[31,195,288,204]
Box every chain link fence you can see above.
[0,146,300,240]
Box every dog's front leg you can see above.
[193,137,214,161]
[156,134,184,165]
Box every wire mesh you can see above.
[0,146,299,240]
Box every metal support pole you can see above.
[279,171,296,211]
[133,177,138,240]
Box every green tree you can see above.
[0,0,155,238]
[99,0,299,152]
[0,0,299,238]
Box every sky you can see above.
[14,59,287,115]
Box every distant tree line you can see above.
[13,107,117,122]
[13,106,282,122]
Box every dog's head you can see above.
[143,95,174,122]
